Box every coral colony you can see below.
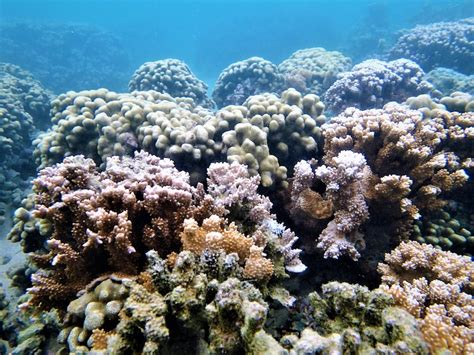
[0,17,473,354]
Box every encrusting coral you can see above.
[128,59,215,109]
[378,241,474,353]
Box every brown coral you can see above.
[243,246,274,281]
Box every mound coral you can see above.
[425,68,474,96]
[378,241,474,353]
[128,59,214,109]
[212,57,285,107]
[389,18,474,75]
[278,47,352,96]
[324,59,433,114]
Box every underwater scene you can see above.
[0,0,473,353]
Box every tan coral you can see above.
[243,246,274,280]
[295,188,333,219]
[91,329,114,350]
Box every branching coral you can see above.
[378,241,474,353]
[128,59,214,109]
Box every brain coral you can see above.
[128,59,215,109]
[212,57,285,107]
[389,18,474,75]
[324,58,433,114]
[278,47,352,96]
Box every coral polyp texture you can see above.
[278,47,352,96]
[128,59,215,109]
[425,68,474,96]
[289,103,473,261]
[378,241,474,353]
[324,58,433,114]
[34,87,325,188]
[10,151,304,310]
[212,57,285,107]
[389,18,474,75]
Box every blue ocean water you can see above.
[1,0,472,91]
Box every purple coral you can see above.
[324,59,433,114]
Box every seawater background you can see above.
[1,0,473,92]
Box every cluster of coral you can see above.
[128,59,215,109]
[1,15,474,352]
[33,88,325,188]
[389,18,474,74]
[0,23,131,93]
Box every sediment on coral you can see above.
[278,47,352,96]
[378,241,474,353]
[324,58,434,114]
[128,59,215,109]
[389,18,474,75]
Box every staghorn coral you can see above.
[212,57,285,107]
[378,241,474,353]
[389,18,474,75]
[324,58,434,114]
[128,59,214,109]
[278,47,352,96]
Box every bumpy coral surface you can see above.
[278,47,352,96]
[128,59,215,109]
[324,58,433,114]
[34,88,325,189]
[212,57,285,107]
[379,241,474,353]
[389,18,474,75]
[290,103,473,260]
[11,152,303,310]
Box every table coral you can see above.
[324,59,433,114]
[278,47,352,96]
[389,18,474,75]
[128,59,214,109]
[212,57,285,107]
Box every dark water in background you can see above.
[1,0,473,91]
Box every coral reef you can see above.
[10,152,303,311]
[278,47,352,96]
[0,63,53,224]
[0,23,130,92]
[324,58,433,114]
[212,57,285,107]
[425,68,474,96]
[389,18,474,74]
[128,59,214,109]
[289,103,473,261]
[378,241,474,353]
[34,88,325,188]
